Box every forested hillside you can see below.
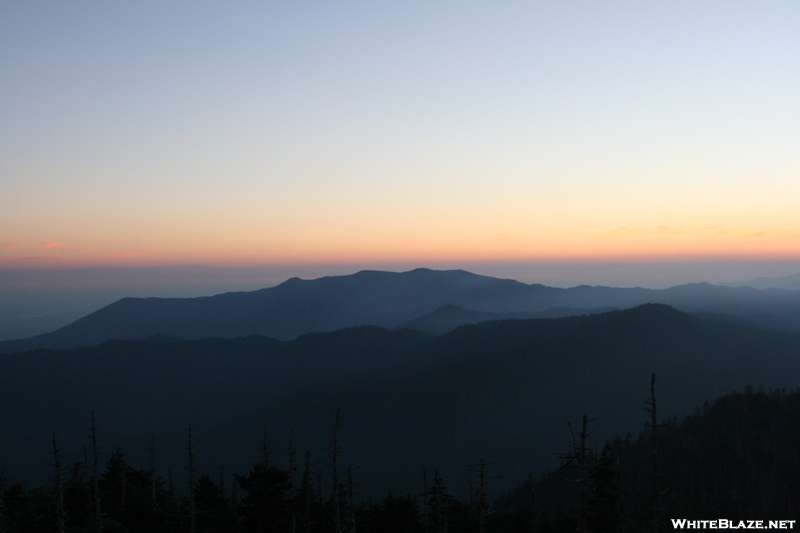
[4,305,800,500]
[3,389,799,532]
[497,387,800,530]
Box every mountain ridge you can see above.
[4,268,800,353]
[4,304,800,494]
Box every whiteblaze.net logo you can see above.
[672,519,796,530]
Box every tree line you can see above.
[3,384,800,532]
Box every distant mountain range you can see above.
[721,272,800,290]
[4,268,800,353]
[4,304,800,495]
[393,304,619,335]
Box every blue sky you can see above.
[2,1,800,336]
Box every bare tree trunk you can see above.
[150,434,158,511]
[231,474,240,509]
[51,433,66,533]
[577,415,594,533]
[83,445,89,489]
[316,469,324,507]
[302,452,313,533]
[167,470,176,509]
[646,373,663,533]
[90,412,103,533]
[347,466,357,533]
[330,409,342,533]
[559,415,595,533]
[120,457,127,512]
[288,430,297,533]
[475,457,496,533]
[421,466,429,533]
[185,425,196,533]
[434,470,448,533]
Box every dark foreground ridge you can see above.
[3,385,799,530]
[3,304,800,502]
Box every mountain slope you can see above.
[498,388,800,527]
[722,272,800,290]
[5,305,800,495]
[5,268,800,353]
[0,269,548,351]
[394,304,618,335]
[224,304,800,494]
[0,326,430,482]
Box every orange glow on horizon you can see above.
[3,219,800,271]
[4,244,800,272]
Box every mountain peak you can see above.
[3,268,800,353]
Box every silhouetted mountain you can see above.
[395,304,618,335]
[4,305,800,496]
[0,326,430,482]
[0,269,538,352]
[5,268,800,353]
[225,304,800,494]
[722,272,800,290]
[394,304,502,334]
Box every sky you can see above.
[2,1,800,333]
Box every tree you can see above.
[185,425,197,533]
[193,475,238,533]
[559,415,597,533]
[645,373,667,533]
[89,412,103,533]
[360,490,422,533]
[425,470,453,533]
[587,445,623,533]
[51,433,66,533]
[236,463,291,533]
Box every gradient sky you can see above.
[2,2,800,283]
